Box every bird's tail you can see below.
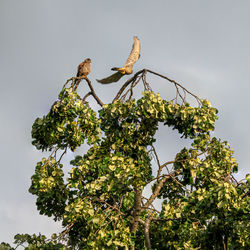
[96,72,123,84]
[111,67,126,75]
[111,67,120,71]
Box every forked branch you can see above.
[144,171,181,209]
[112,69,202,105]
[63,76,104,107]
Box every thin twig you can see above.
[144,69,202,106]
[82,91,92,103]
[42,146,59,171]
[112,70,144,102]
[141,197,160,214]
[151,145,163,180]
[63,77,74,89]
[142,70,152,91]
[120,74,142,101]
[147,172,181,184]
[58,148,67,163]
[58,222,75,241]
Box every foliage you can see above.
[1,233,65,250]
[31,88,101,151]
[3,69,249,249]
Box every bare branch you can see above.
[65,68,202,110]
[120,74,142,101]
[160,160,177,169]
[112,70,144,102]
[63,77,74,89]
[84,77,104,106]
[82,91,92,103]
[63,76,104,107]
[151,145,161,169]
[144,69,202,106]
[58,148,67,163]
[142,70,152,91]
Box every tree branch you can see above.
[84,77,104,106]
[143,171,181,209]
[130,187,142,235]
[144,69,202,105]
[111,68,202,106]
[112,70,144,102]
[144,213,153,250]
[57,148,67,163]
[64,76,104,107]
[82,91,92,103]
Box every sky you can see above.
[1,0,250,244]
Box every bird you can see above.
[73,58,91,88]
[97,36,140,84]
[77,58,91,79]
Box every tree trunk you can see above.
[144,219,152,250]
[129,188,142,250]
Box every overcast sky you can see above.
[1,0,250,244]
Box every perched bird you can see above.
[77,58,91,79]
[97,36,140,84]
[73,58,91,89]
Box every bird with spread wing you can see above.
[97,36,140,84]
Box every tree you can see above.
[2,69,249,249]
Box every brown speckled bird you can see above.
[97,36,140,84]
[77,58,91,78]
[74,58,91,88]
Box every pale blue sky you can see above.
[1,0,250,244]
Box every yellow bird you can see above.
[97,36,141,84]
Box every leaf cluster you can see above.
[31,88,101,151]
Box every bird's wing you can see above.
[124,36,141,68]
[96,72,124,84]
[77,61,85,77]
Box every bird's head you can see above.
[85,58,91,63]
